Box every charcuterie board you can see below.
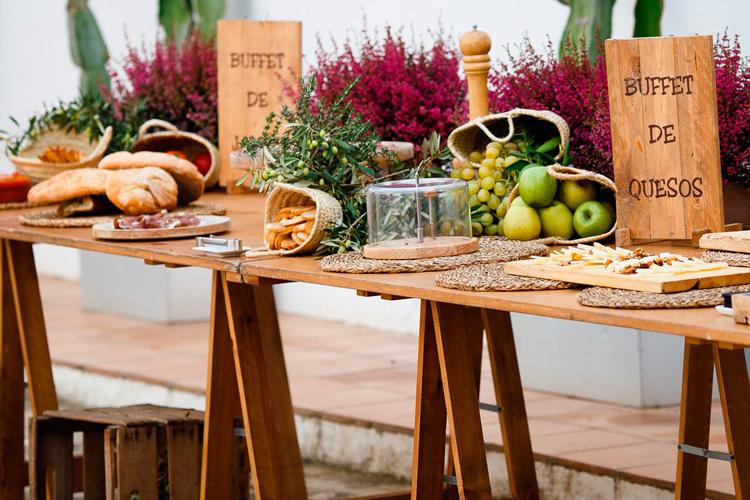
[503,259,750,294]
[699,230,750,254]
[92,215,231,240]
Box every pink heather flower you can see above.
[307,25,467,149]
[106,31,218,143]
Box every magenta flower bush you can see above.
[715,32,750,184]
[105,31,218,143]
[489,34,750,184]
[488,39,613,177]
[309,26,467,148]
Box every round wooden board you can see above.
[92,215,231,241]
[362,236,479,260]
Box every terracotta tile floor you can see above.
[38,277,735,496]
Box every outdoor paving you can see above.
[39,277,735,496]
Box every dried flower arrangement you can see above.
[308,25,467,148]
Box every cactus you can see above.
[558,0,664,62]
[196,0,225,40]
[159,0,225,43]
[159,0,193,44]
[633,0,663,37]
[67,0,110,96]
[558,0,615,61]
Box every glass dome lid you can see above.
[363,177,478,260]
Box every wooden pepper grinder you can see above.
[460,27,492,119]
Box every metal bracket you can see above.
[443,474,458,486]
[479,402,501,413]
[234,427,246,438]
[678,443,734,462]
[194,235,251,257]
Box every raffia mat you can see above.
[0,201,42,210]
[578,284,750,309]
[700,250,750,268]
[18,203,227,228]
[436,263,576,291]
[319,237,548,274]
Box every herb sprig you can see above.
[239,75,449,254]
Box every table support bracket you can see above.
[478,402,501,413]
[678,443,734,462]
[442,474,458,486]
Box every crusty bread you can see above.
[57,195,116,217]
[28,168,109,205]
[104,167,178,215]
[99,151,204,205]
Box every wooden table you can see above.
[0,192,748,499]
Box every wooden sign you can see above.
[217,20,302,191]
[605,35,724,244]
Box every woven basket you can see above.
[507,164,618,245]
[255,183,343,256]
[4,126,113,184]
[132,119,219,188]
[447,108,569,164]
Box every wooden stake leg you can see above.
[675,339,713,499]
[0,239,25,499]
[223,275,307,498]
[0,240,58,500]
[411,301,448,499]
[431,302,491,500]
[714,344,750,498]
[482,309,539,500]
[201,271,242,500]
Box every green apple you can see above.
[539,201,574,239]
[573,201,614,237]
[511,196,527,207]
[519,166,557,208]
[503,205,541,241]
[601,200,615,220]
[557,179,597,211]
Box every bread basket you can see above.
[132,119,219,188]
[256,183,343,256]
[4,126,113,184]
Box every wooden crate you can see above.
[30,404,249,500]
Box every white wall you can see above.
[1,0,748,281]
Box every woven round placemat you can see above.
[320,237,548,274]
[700,250,750,268]
[578,284,750,309]
[0,201,42,210]
[18,203,227,228]
[436,263,575,291]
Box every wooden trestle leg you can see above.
[675,339,750,499]
[411,303,538,500]
[201,271,306,499]
[0,240,57,499]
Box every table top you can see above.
[2,190,749,346]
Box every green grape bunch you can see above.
[450,133,561,237]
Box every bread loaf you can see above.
[27,168,109,205]
[104,167,178,215]
[99,151,204,205]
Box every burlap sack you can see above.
[507,165,617,245]
[447,108,569,164]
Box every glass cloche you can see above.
[363,178,478,259]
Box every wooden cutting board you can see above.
[699,230,750,254]
[503,259,750,293]
[92,216,231,240]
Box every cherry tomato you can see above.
[193,152,212,175]
[164,150,187,160]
